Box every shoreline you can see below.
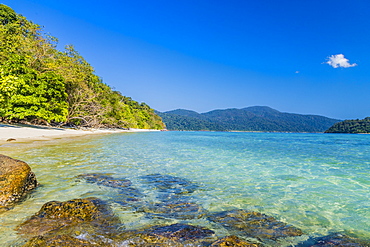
[0,123,159,146]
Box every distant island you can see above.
[0,4,164,130]
[325,117,370,133]
[157,106,341,133]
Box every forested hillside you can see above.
[0,4,164,129]
[159,106,340,132]
[156,110,226,131]
[325,117,370,133]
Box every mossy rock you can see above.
[210,235,261,247]
[0,154,38,209]
[208,209,303,241]
[17,197,122,240]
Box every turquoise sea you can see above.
[0,131,369,246]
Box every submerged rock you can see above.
[150,223,215,242]
[76,173,132,189]
[140,173,199,195]
[118,223,216,246]
[24,235,99,247]
[210,235,260,247]
[113,186,144,207]
[117,231,184,247]
[143,200,207,220]
[77,173,144,209]
[0,154,38,209]
[208,209,303,241]
[17,197,122,244]
[297,232,370,247]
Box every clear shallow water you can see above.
[0,131,369,246]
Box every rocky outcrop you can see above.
[15,172,369,247]
[17,197,120,236]
[0,154,38,209]
[18,196,217,246]
[18,197,123,245]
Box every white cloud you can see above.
[326,54,357,68]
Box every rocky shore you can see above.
[1,154,369,246]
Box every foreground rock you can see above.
[208,209,303,242]
[0,154,38,210]
[17,197,123,245]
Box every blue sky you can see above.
[3,0,369,119]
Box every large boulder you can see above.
[0,154,38,209]
[17,197,122,237]
[18,197,123,245]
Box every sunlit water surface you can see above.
[0,131,369,246]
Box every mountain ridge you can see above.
[157,106,341,132]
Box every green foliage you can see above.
[0,4,17,25]
[325,118,370,133]
[0,55,68,122]
[0,4,164,129]
[159,107,340,132]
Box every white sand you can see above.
[0,124,159,145]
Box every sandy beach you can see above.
[0,123,158,145]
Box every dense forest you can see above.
[158,106,340,132]
[325,117,370,133]
[0,4,164,129]
[156,110,226,131]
